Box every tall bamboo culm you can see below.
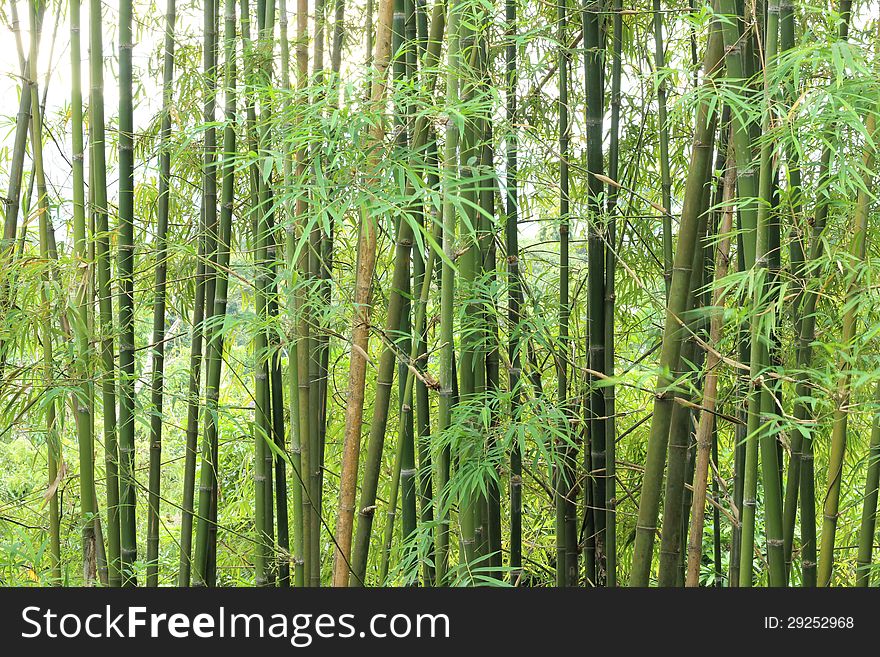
[629,10,722,587]
[68,0,98,586]
[330,0,396,587]
[817,109,877,587]
[146,0,177,588]
[89,0,121,588]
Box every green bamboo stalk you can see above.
[652,0,672,294]
[179,0,220,587]
[0,3,43,380]
[292,0,317,587]
[278,0,304,588]
[379,417,407,584]
[629,14,722,586]
[739,1,784,588]
[276,0,305,590]
[436,0,461,585]
[679,117,729,586]
[66,0,98,586]
[145,0,177,589]
[555,0,574,588]
[787,0,851,589]
[583,0,606,581]
[603,0,622,588]
[88,0,121,588]
[685,156,735,587]
[505,0,522,586]
[248,0,276,588]
[386,0,411,585]
[817,108,877,587]
[657,181,712,587]
[251,157,273,590]
[413,4,439,586]
[347,5,445,585]
[202,0,225,589]
[45,401,61,587]
[194,0,236,589]
[329,0,395,586]
[1,0,43,264]
[118,0,138,589]
[1,63,31,253]
[38,222,61,589]
[481,132,502,578]
[399,0,419,568]
[728,138,745,587]
[365,0,374,75]
[856,381,880,586]
[316,0,344,572]
[779,0,803,576]
[178,222,207,585]
[331,0,345,73]
[456,8,476,571]
[308,0,325,587]
[380,208,443,585]
[269,291,290,586]
[717,0,758,269]
[415,171,438,586]
[27,2,60,583]
[260,0,287,590]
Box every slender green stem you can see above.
[629,15,722,586]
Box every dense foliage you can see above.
[1,0,880,588]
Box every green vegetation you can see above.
[2,0,880,588]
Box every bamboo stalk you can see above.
[481,130,502,578]
[856,381,880,586]
[346,4,445,585]
[652,0,672,294]
[194,0,236,589]
[67,0,98,586]
[779,0,803,577]
[291,0,314,586]
[88,0,122,588]
[0,3,43,372]
[717,0,758,269]
[685,154,735,587]
[740,1,784,588]
[413,1,438,587]
[436,0,461,585]
[309,0,326,587]
[583,0,606,583]
[27,1,60,585]
[380,199,443,585]
[817,108,877,587]
[505,0,522,585]
[555,0,575,587]
[399,0,419,571]
[787,0,851,589]
[603,0,622,587]
[657,180,712,587]
[629,13,722,586]
[330,0,396,587]
[145,0,177,589]
[117,0,138,588]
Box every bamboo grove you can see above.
[3,0,880,588]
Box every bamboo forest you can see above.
[4,0,880,590]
